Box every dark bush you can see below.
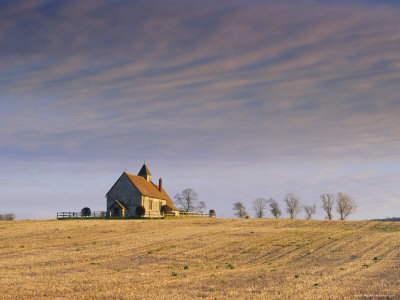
[81,207,91,217]
[161,205,168,214]
[136,206,145,217]
[209,209,216,217]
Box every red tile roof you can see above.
[110,199,127,210]
[125,172,178,211]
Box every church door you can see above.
[113,207,121,217]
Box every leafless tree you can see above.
[174,188,203,212]
[336,192,356,220]
[285,193,301,219]
[320,193,335,220]
[252,197,268,218]
[233,202,248,218]
[197,201,207,212]
[268,198,282,219]
[303,204,316,220]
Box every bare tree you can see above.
[197,201,207,212]
[284,193,301,219]
[303,204,316,220]
[233,202,248,218]
[320,193,335,220]
[174,188,203,212]
[252,198,268,218]
[268,198,282,219]
[336,192,356,220]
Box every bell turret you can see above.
[138,162,152,182]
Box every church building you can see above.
[106,163,179,218]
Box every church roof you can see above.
[125,172,179,211]
[137,163,151,178]
[110,199,127,210]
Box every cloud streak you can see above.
[1,0,400,219]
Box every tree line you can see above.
[0,213,15,221]
[233,192,356,220]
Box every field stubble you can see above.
[0,218,399,299]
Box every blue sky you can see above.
[1,0,400,220]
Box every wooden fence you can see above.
[176,211,211,217]
[57,210,214,219]
[57,211,106,219]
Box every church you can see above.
[106,163,179,218]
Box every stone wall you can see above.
[106,173,142,217]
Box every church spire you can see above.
[138,162,152,182]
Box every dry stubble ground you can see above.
[0,218,399,299]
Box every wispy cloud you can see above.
[1,0,400,219]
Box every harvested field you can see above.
[0,218,399,299]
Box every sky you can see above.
[1,0,400,220]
